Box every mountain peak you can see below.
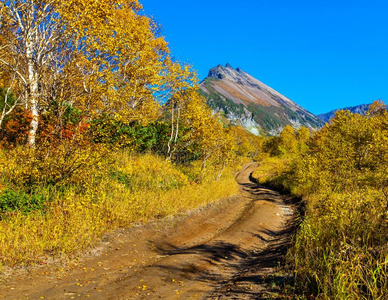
[207,64,246,82]
[200,64,324,135]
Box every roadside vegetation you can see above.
[255,101,388,299]
[0,0,269,269]
[0,149,240,266]
[0,111,267,268]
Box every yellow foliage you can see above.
[181,90,236,172]
[230,126,264,160]
[0,0,198,146]
[0,151,238,267]
[1,140,107,187]
[56,0,193,125]
[112,151,189,190]
[271,102,388,298]
[279,125,298,154]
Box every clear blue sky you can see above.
[141,0,388,114]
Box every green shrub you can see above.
[0,189,47,215]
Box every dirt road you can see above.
[1,163,298,299]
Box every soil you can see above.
[0,163,299,299]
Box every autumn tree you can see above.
[163,64,197,159]
[179,89,235,178]
[231,126,264,160]
[290,101,388,195]
[279,125,298,154]
[0,0,190,146]
[57,0,179,123]
[0,0,62,145]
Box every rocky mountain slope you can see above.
[318,103,371,123]
[199,64,324,135]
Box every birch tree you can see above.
[0,0,191,146]
[0,0,65,146]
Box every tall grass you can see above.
[247,108,388,298]
[291,189,388,299]
[0,150,238,268]
[255,155,388,299]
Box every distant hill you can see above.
[317,103,372,123]
[199,64,324,135]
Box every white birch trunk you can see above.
[26,36,39,147]
[167,105,174,157]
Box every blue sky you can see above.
[141,0,388,114]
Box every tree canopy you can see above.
[0,0,194,146]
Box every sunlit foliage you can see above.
[0,0,257,270]
[282,101,388,298]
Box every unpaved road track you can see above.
[1,163,297,299]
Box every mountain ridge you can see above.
[317,103,372,123]
[199,64,324,135]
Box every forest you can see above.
[0,0,387,299]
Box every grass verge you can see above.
[0,151,239,269]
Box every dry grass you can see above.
[256,156,388,299]
[252,156,292,189]
[291,188,388,299]
[0,150,238,268]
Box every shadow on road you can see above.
[150,168,302,299]
[206,220,299,299]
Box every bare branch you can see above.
[0,57,27,85]
[0,73,20,129]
